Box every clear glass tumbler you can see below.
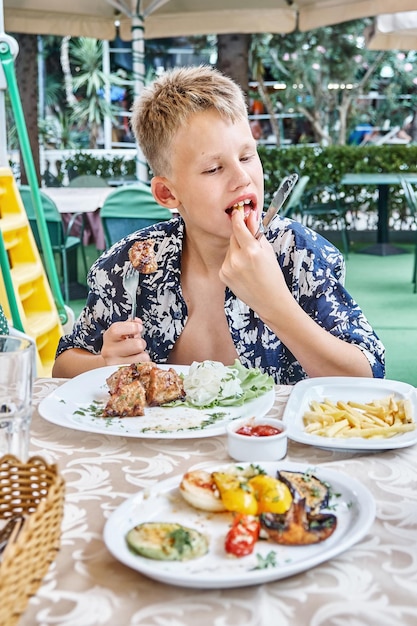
[0,335,34,461]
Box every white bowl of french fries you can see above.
[282,377,417,451]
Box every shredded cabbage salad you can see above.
[179,360,274,408]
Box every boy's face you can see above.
[165,109,264,238]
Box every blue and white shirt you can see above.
[57,216,385,384]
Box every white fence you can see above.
[9,147,138,186]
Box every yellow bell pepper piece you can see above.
[212,472,258,515]
[249,475,292,514]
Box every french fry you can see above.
[302,394,415,440]
[342,423,416,439]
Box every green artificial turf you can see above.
[345,244,417,386]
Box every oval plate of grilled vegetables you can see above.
[103,461,375,589]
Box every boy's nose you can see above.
[230,162,251,189]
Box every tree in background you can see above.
[217,33,250,92]
[373,50,417,142]
[14,34,41,184]
[251,20,417,146]
[8,24,417,183]
[64,38,124,148]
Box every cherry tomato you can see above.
[224,514,260,557]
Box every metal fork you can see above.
[123,264,140,320]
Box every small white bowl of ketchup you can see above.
[226,416,287,462]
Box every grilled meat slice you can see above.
[106,364,137,395]
[103,379,146,417]
[129,239,158,274]
[106,362,157,396]
[146,367,185,406]
[135,361,158,390]
[103,363,184,417]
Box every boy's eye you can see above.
[241,152,255,162]
[204,166,221,175]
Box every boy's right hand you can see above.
[101,318,151,365]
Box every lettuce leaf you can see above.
[168,360,274,409]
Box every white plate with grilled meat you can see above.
[39,364,275,439]
[103,460,376,589]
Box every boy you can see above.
[53,66,384,383]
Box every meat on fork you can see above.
[129,239,158,274]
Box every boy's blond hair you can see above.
[131,65,248,176]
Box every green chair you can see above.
[298,184,350,258]
[400,177,417,293]
[68,175,108,187]
[19,186,88,303]
[100,183,173,248]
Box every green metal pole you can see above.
[0,35,68,325]
[0,230,24,331]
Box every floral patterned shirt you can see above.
[57,216,385,384]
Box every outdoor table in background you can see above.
[44,186,114,252]
[17,378,417,626]
[43,187,114,299]
[341,172,417,256]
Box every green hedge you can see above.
[62,151,137,181]
[57,145,416,225]
[259,144,417,221]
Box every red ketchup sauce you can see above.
[235,424,282,437]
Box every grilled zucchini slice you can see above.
[126,522,209,561]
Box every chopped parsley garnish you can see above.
[169,528,193,554]
[252,551,278,570]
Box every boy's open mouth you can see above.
[225,198,254,220]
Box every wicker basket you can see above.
[0,455,65,626]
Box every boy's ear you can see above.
[151,177,179,209]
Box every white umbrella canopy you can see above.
[366,11,417,50]
[5,0,417,40]
[4,0,417,179]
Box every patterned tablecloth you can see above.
[21,378,417,626]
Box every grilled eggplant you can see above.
[277,470,330,514]
[260,499,337,545]
[126,522,209,561]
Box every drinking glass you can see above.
[0,335,34,461]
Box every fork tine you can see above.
[123,264,140,320]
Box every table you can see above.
[45,187,114,252]
[19,378,417,626]
[44,187,114,215]
[341,172,417,256]
[44,188,114,299]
